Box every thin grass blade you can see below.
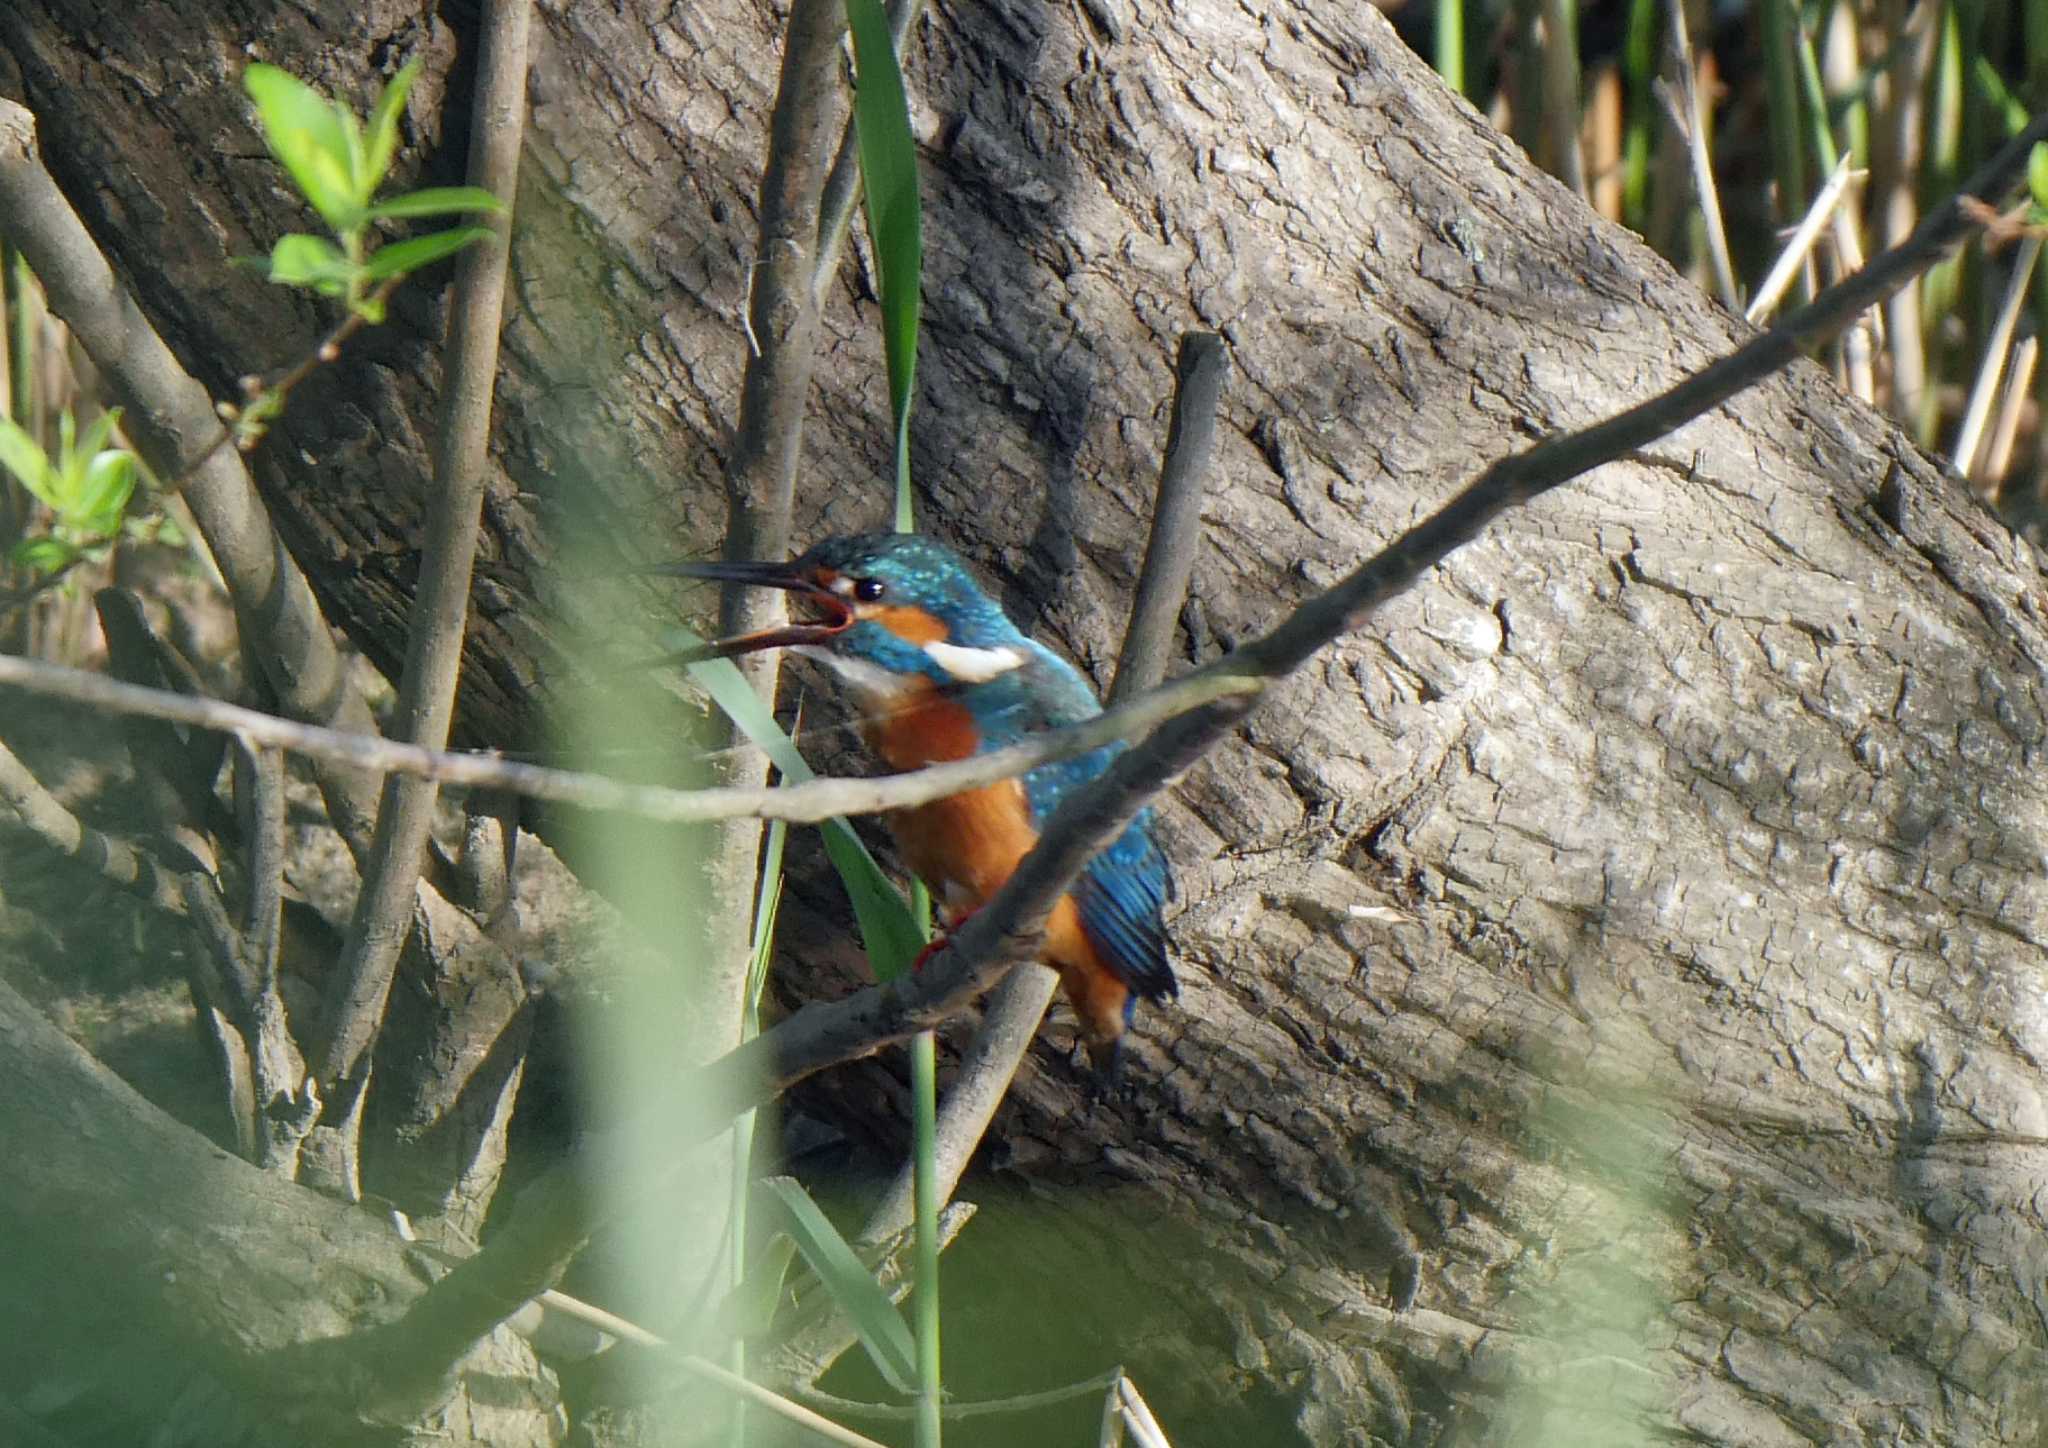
[765,1177,919,1393]
[845,0,922,528]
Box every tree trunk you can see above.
[7,1,2048,1445]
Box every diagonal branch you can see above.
[705,0,852,1027]
[1228,108,2046,686]
[0,732,190,918]
[352,108,2048,1374]
[721,0,848,636]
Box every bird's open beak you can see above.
[647,558,855,661]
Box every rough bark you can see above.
[0,976,561,1446]
[6,2,2048,1446]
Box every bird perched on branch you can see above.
[666,533,1176,1079]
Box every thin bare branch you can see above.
[0,731,189,918]
[1658,0,1737,310]
[722,0,847,622]
[1112,332,1229,704]
[0,648,1257,825]
[236,739,288,979]
[1235,113,2048,686]
[1537,0,1587,199]
[1955,235,2043,485]
[316,0,533,1097]
[167,277,399,488]
[1870,0,1939,429]
[1981,335,2038,495]
[1747,154,1861,324]
[701,7,855,1225]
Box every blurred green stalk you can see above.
[1437,0,1467,97]
[1760,0,1810,225]
[1621,0,1657,228]
[910,1022,943,1446]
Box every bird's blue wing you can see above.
[1007,646,1176,1002]
[1075,806,1176,1002]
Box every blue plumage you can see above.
[796,533,1176,1006]
[1010,653,1176,1008]
[673,532,1179,1067]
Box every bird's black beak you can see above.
[646,557,854,661]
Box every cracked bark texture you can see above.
[7,1,2048,1445]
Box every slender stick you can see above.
[1112,334,1228,704]
[798,1369,1123,1422]
[1980,335,2038,495]
[704,0,850,1055]
[722,0,847,619]
[1658,1,1737,309]
[0,648,1259,826]
[317,0,533,1097]
[1538,0,1588,198]
[0,733,188,918]
[1746,153,1860,323]
[1953,234,2042,484]
[1871,0,1938,433]
[335,116,2048,1367]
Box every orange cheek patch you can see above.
[866,604,948,645]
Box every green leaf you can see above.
[11,535,80,573]
[75,406,122,462]
[265,233,355,294]
[845,0,922,526]
[731,1235,800,1339]
[821,825,926,981]
[1973,59,2030,137]
[674,642,925,979]
[2031,142,2048,214]
[748,819,789,1014]
[244,64,363,230]
[335,101,369,210]
[366,186,507,221]
[0,420,59,508]
[764,1178,918,1393]
[358,225,496,281]
[362,59,421,200]
[75,451,138,534]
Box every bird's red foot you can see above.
[910,906,979,971]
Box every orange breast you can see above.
[869,679,1131,1047]
[866,677,1028,902]
[865,681,981,772]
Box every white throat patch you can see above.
[791,645,909,701]
[923,641,1026,683]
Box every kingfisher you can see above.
[665,533,1176,1078]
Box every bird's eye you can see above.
[853,578,887,602]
